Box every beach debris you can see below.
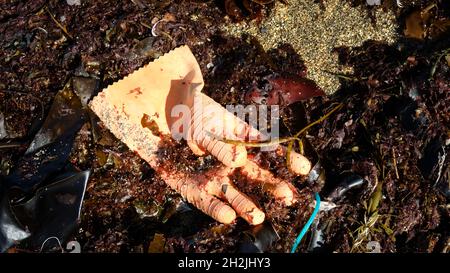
[89,45,310,225]
[0,78,93,252]
[0,182,31,253]
[0,112,6,140]
[25,83,85,156]
[66,0,81,6]
[0,155,89,253]
[72,77,99,107]
[5,84,87,195]
[163,203,211,237]
[366,0,381,6]
[238,222,279,253]
[307,174,368,252]
[326,174,367,202]
[15,170,89,252]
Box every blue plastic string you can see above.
[290,192,321,253]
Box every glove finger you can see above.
[202,166,264,225]
[240,160,298,206]
[190,95,248,167]
[162,171,237,224]
[220,182,265,225]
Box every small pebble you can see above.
[366,0,381,6]
[66,0,81,6]
[0,112,7,139]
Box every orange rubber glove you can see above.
[89,46,311,225]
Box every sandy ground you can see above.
[223,0,399,94]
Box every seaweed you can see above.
[1,0,449,253]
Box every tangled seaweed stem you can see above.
[430,48,450,79]
[45,7,73,39]
[220,135,301,147]
[221,102,343,173]
[0,143,23,149]
[286,103,344,172]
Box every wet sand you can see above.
[223,0,398,94]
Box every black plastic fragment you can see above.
[0,181,30,253]
[4,85,88,198]
[14,170,89,251]
[0,78,95,252]
[26,86,86,155]
[307,173,368,252]
[326,174,367,202]
[237,222,279,253]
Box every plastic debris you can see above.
[0,112,6,140]
[0,182,31,253]
[89,45,306,225]
[0,78,93,252]
[237,222,279,253]
[16,170,89,251]
[66,0,81,6]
